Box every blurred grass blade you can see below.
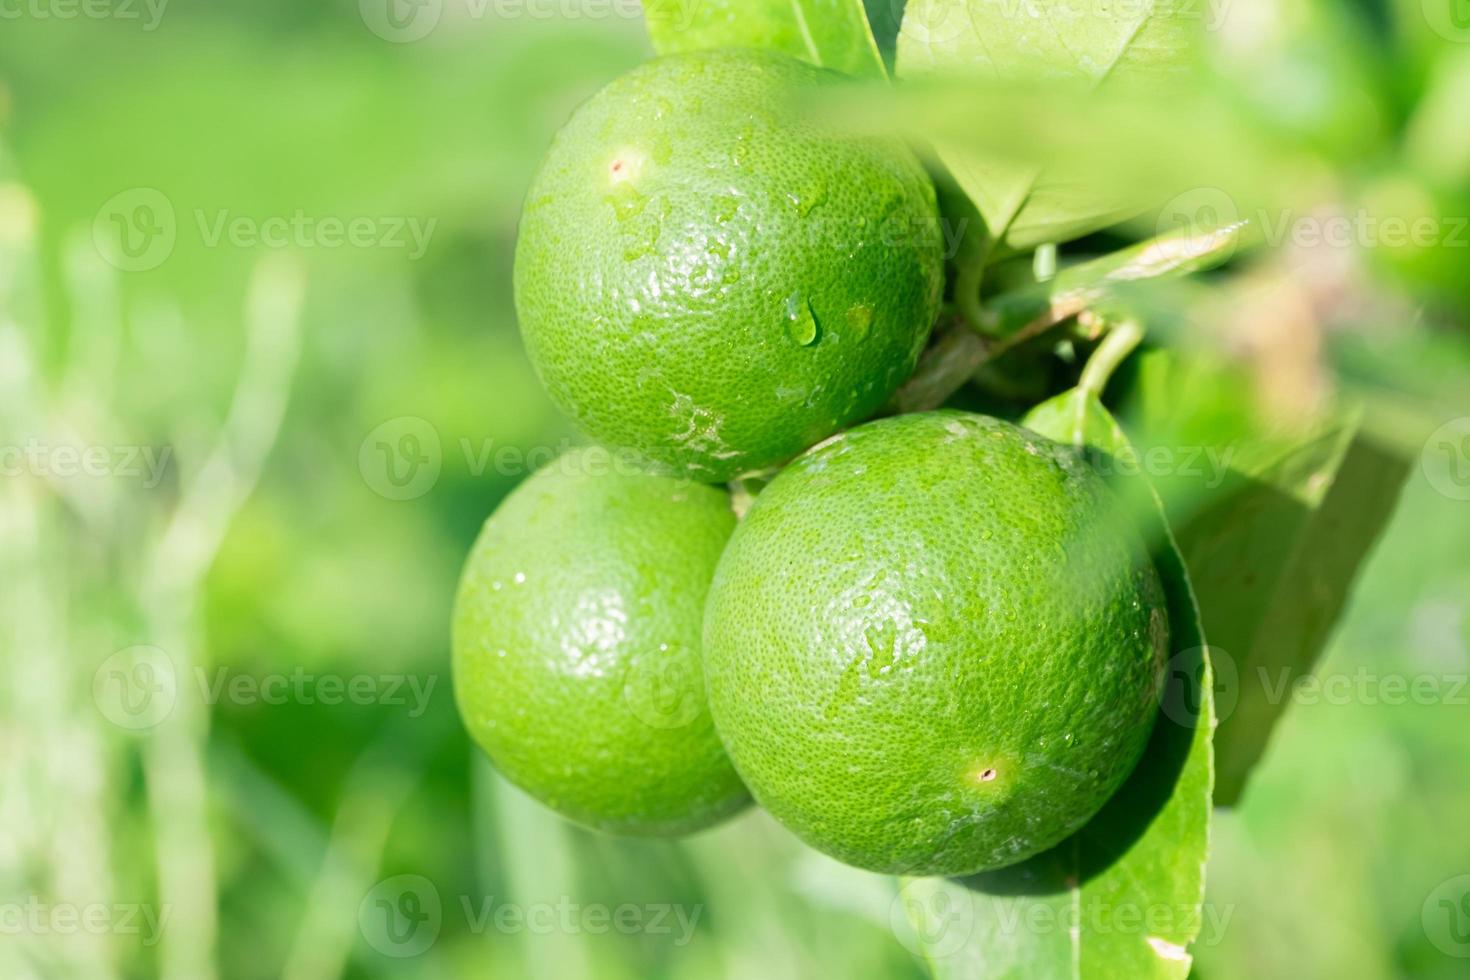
[643,0,887,78]
[282,725,426,980]
[493,768,597,980]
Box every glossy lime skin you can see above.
[703,412,1168,875]
[452,448,748,836]
[514,48,945,482]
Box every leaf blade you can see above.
[1123,350,1410,803]
[1160,416,1407,802]
[643,0,887,79]
[895,0,1202,247]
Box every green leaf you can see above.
[1023,387,1131,451]
[895,0,1202,248]
[897,391,1214,980]
[1124,351,1410,803]
[643,0,887,79]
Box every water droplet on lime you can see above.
[712,194,740,224]
[863,621,897,677]
[784,294,819,347]
[606,184,646,222]
[787,182,828,217]
[730,124,755,167]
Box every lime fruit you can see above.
[514,48,945,482]
[703,411,1168,875]
[452,448,748,835]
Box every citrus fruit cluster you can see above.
[454,48,1169,875]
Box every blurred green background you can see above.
[0,1,1467,978]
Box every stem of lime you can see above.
[954,235,996,336]
[954,262,987,336]
[1077,318,1144,401]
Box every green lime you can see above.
[703,411,1168,875]
[452,448,748,836]
[514,48,945,482]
